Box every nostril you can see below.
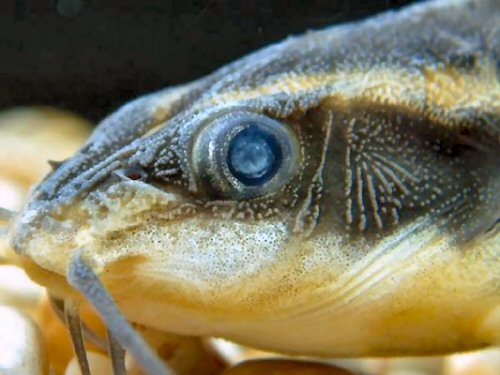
[47,159,66,172]
[113,167,148,182]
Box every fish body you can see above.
[10,0,500,358]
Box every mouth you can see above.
[9,177,189,277]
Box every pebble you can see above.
[0,265,45,312]
[0,305,47,375]
[222,358,354,375]
[64,351,113,375]
[443,348,500,375]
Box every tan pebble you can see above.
[0,265,45,312]
[0,305,47,375]
[0,107,92,192]
[222,358,354,375]
[443,348,500,375]
[65,351,113,375]
[324,358,389,375]
[0,178,24,213]
[209,338,276,365]
[381,357,443,375]
[125,326,226,375]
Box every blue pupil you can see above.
[227,125,282,186]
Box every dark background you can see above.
[1,0,414,122]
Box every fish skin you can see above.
[10,0,499,357]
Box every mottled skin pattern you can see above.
[10,0,499,360]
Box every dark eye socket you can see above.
[192,111,300,198]
[227,124,282,186]
[114,166,148,181]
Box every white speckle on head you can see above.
[161,219,289,284]
[91,215,291,296]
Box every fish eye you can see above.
[227,124,282,186]
[192,111,300,198]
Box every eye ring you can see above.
[191,111,300,198]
